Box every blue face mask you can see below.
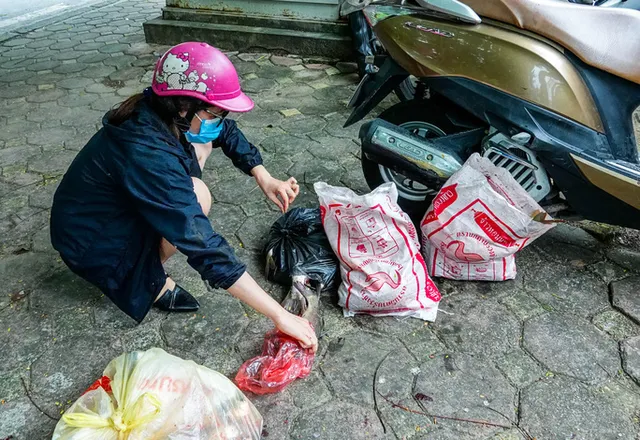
[184,113,224,144]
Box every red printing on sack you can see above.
[421,184,458,226]
[474,211,517,247]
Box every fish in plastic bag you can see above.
[235,275,320,395]
[420,153,556,281]
[52,348,263,440]
[315,182,441,321]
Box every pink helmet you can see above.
[152,42,254,113]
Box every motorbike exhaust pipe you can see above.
[359,119,483,186]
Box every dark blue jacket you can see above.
[51,99,262,320]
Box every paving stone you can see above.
[496,349,544,388]
[236,210,280,251]
[542,222,602,248]
[0,146,38,171]
[29,333,123,416]
[90,95,123,111]
[280,115,327,135]
[255,64,294,80]
[520,376,637,439]
[0,84,37,99]
[320,331,396,405]
[85,82,117,94]
[0,69,35,83]
[27,126,76,151]
[0,370,25,402]
[55,77,94,90]
[291,399,385,440]
[79,64,118,80]
[26,72,66,86]
[121,324,165,352]
[248,392,297,439]
[95,34,121,43]
[29,269,102,314]
[25,88,65,103]
[0,252,64,303]
[161,292,248,357]
[259,134,320,156]
[0,397,56,439]
[593,309,640,340]
[533,235,601,267]
[28,150,77,177]
[607,246,640,272]
[32,225,54,253]
[286,371,332,410]
[500,290,548,321]
[353,314,427,338]
[270,55,301,66]
[131,54,157,67]
[97,43,130,54]
[2,38,31,47]
[24,59,61,72]
[74,42,104,52]
[3,47,35,58]
[209,203,246,238]
[238,53,269,62]
[57,90,99,107]
[288,157,344,187]
[524,264,609,318]
[0,305,54,374]
[524,313,620,383]
[52,63,89,75]
[103,54,136,69]
[432,294,521,357]
[238,75,276,93]
[414,353,517,427]
[587,260,629,283]
[236,109,283,129]
[75,52,109,65]
[49,39,79,50]
[372,346,435,439]
[323,112,364,139]
[611,276,640,322]
[621,336,640,384]
[108,66,144,82]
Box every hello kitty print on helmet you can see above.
[152,42,254,113]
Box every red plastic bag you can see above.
[235,329,314,395]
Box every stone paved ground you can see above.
[1,1,640,439]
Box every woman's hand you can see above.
[273,310,318,353]
[252,166,299,213]
[227,272,318,353]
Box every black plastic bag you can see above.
[264,208,339,290]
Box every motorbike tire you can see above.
[361,98,474,219]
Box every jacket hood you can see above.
[102,98,188,157]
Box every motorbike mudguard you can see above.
[344,57,408,128]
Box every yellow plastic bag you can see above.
[52,348,263,440]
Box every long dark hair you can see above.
[108,90,209,138]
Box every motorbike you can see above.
[344,0,640,101]
[344,0,640,230]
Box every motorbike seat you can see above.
[459,0,640,85]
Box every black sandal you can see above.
[154,284,200,312]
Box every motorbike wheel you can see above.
[361,98,469,218]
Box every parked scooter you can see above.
[344,0,640,101]
[345,0,640,229]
